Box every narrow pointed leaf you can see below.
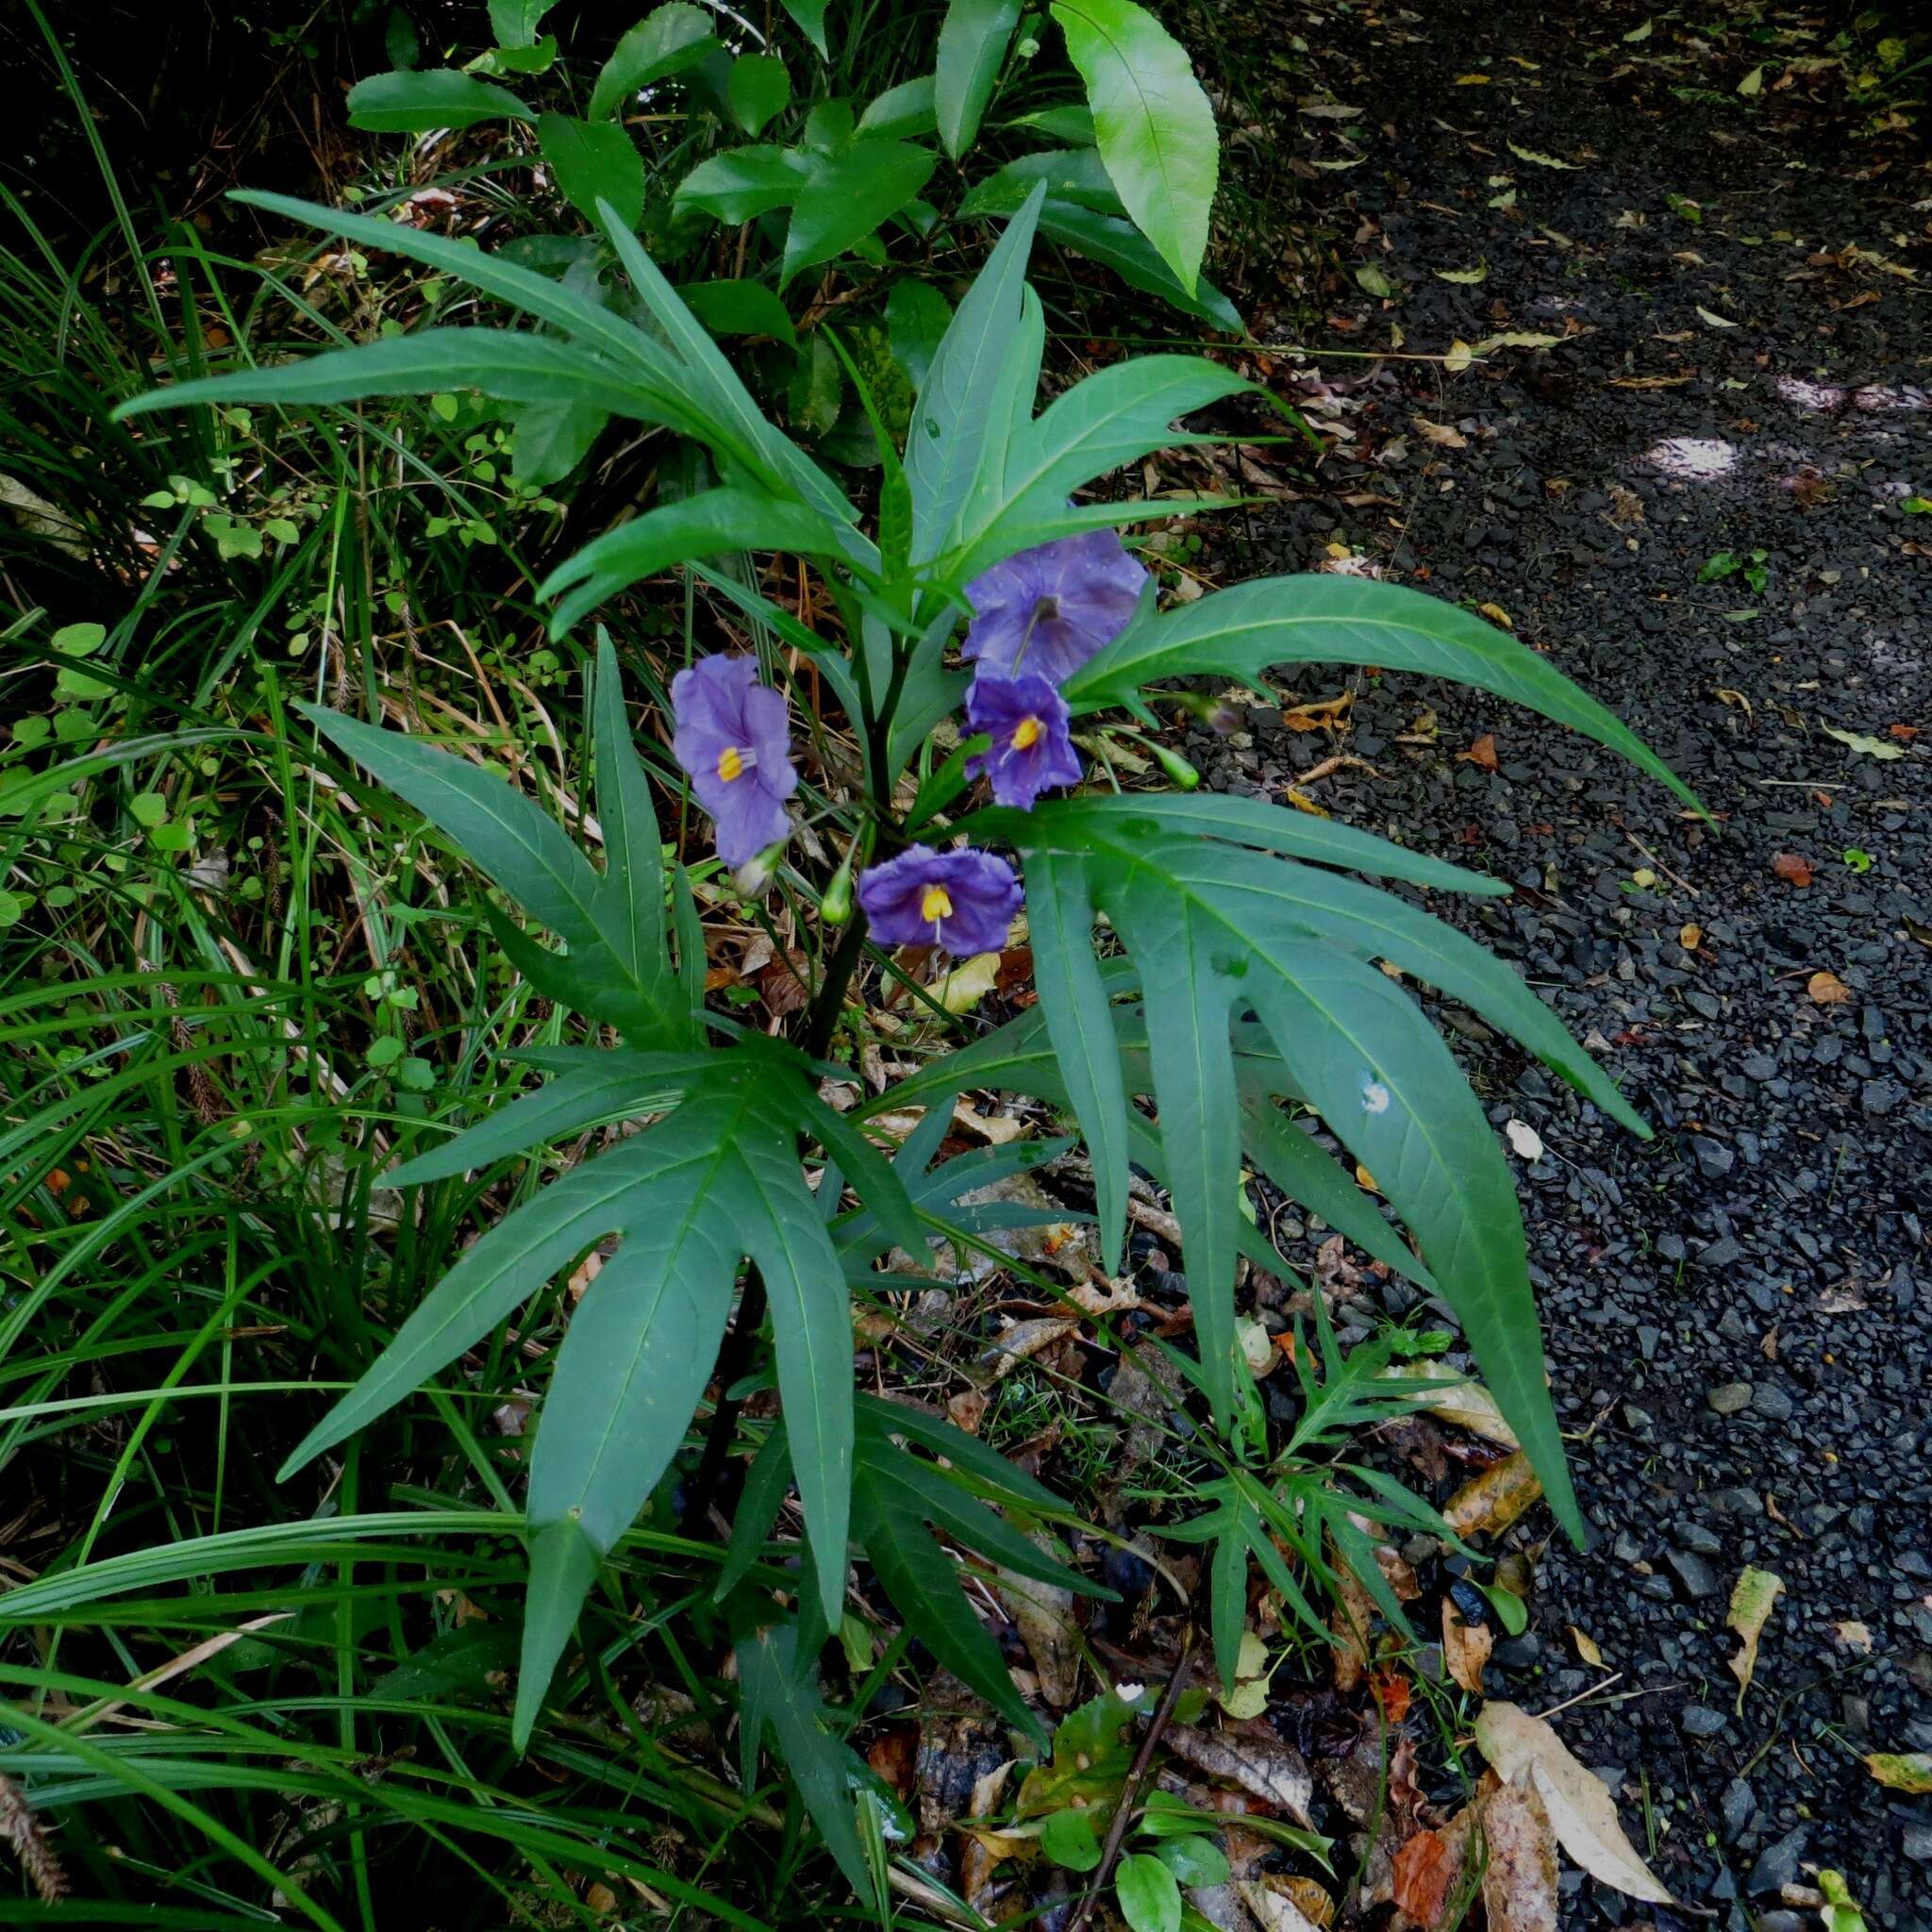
[936,0,1020,158]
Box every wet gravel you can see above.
[1191,3,1930,1921]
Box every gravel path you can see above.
[1196,6,1930,1921]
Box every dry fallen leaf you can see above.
[983,1317,1077,1377]
[1411,416,1469,448]
[1864,1752,1932,1794]
[1679,922,1703,949]
[1771,851,1815,888]
[1442,1597,1493,1695]
[1165,1722,1315,1826]
[1457,732,1500,772]
[1384,1359,1521,1448]
[1474,1702,1674,1904]
[1442,1451,1542,1539]
[1807,970,1853,1005]
[993,1532,1080,1707]
[1823,725,1907,761]
[1505,1119,1546,1161]
[1560,1624,1602,1670]
[1238,1878,1327,1932]
[932,950,1002,1014]
[1391,1827,1460,1927]
[1327,1538,1375,1694]
[1726,1566,1784,1709]
[1834,1620,1874,1651]
[1480,1773,1561,1932]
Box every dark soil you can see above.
[1191,4,1930,1924]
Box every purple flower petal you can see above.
[966,672,1082,810]
[858,847,1023,956]
[671,653,797,868]
[961,529,1148,686]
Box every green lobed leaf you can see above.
[1066,575,1703,814]
[346,68,533,132]
[1051,0,1217,295]
[936,0,1021,158]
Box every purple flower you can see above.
[671,654,797,868]
[858,847,1023,956]
[961,529,1148,687]
[966,673,1081,810]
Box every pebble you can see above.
[1681,1705,1727,1738]
[1690,1134,1735,1178]
[1668,1548,1721,1599]
[1748,1826,1810,1895]
[1708,1381,1754,1415]
[1720,1777,1757,1842]
[1750,1383,1796,1423]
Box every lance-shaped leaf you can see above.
[724,1398,1104,1740]
[538,485,851,635]
[737,1621,874,1894]
[273,1053,855,1741]
[1065,575,1702,813]
[297,692,685,1041]
[1002,819,1584,1538]
[907,185,1044,562]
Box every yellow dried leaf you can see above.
[1679,923,1702,949]
[1443,1452,1542,1539]
[1807,970,1853,1005]
[1864,1752,1932,1794]
[1569,1624,1605,1668]
[1477,602,1514,629]
[933,950,1002,1014]
[1726,1566,1784,1709]
[1442,1597,1492,1695]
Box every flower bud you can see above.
[733,840,786,896]
[1149,741,1201,791]
[820,849,855,926]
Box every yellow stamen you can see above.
[1011,716,1043,750]
[716,745,747,782]
[920,884,954,924]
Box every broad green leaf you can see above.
[539,112,646,229]
[781,140,938,285]
[538,485,852,634]
[1066,575,1703,814]
[886,278,953,389]
[728,52,792,135]
[776,0,830,56]
[1051,0,1216,294]
[1041,1806,1103,1870]
[490,0,554,46]
[906,185,1044,561]
[510,396,608,487]
[858,75,938,141]
[1039,198,1242,331]
[1116,1850,1183,1932]
[677,277,798,346]
[346,68,534,132]
[675,144,812,224]
[738,1624,875,1895]
[1155,1836,1228,1887]
[936,0,1020,158]
[958,145,1124,217]
[589,4,718,119]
